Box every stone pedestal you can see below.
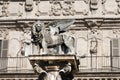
[29,55,79,80]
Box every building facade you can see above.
[0,0,120,80]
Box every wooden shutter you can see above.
[0,40,2,57]
[111,38,120,69]
[111,38,119,57]
[0,40,9,57]
[0,40,8,57]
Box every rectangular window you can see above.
[111,38,119,57]
[111,38,120,69]
[0,40,8,57]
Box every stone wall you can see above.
[0,0,120,72]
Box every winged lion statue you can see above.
[31,20,75,55]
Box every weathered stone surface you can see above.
[0,0,120,75]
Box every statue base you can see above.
[28,55,79,73]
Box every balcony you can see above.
[0,57,34,73]
[0,56,119,73]
[78,56,120,73]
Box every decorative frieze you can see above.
[49,0,75,16]
[0,0,119,17]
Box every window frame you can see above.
[0,40,9,58]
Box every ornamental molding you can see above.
[84,18,104,29]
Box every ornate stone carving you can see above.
[112,29,120,37]
[89,29,98,54]
[116,0,120,14]
[50,1,62,16]
[90,37,98,54]
[29,55,79,80]
[86,19,103,54]
[90,0,99,14]
[0,28,9,39]
[62,0,75,16]
[25,0,33,12]
[2,2,24,17]
[84,19,104,29]
[88,29,102,40]
[49,0,75,16]
[88,29,102,54]
[1,1,9,17]
[113,29,120,34]
[31,20,75,55]
[34,62,73,80]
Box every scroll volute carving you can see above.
[84,19,104,29]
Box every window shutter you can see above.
[2,40,8,57]
[111,38,119,57]
[0,40,2,57]
[111,38,120,69]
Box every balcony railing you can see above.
[78,56,120,72]
[0,57,34,73]
[0,56,120,73]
